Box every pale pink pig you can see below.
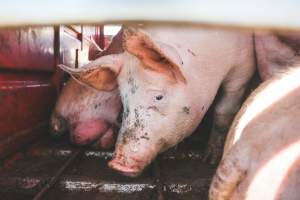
[50,78,121,149]
[255,31,300,81]
[50,31,123,149]
[60,25,255,176]
[210,66,300,200]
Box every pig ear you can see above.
[58,54,123,91]
[123,28,186,84]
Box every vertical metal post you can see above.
[80,24,83,50]
[99,25,105,49]
[75,48,79,68]
[94,25,105,49]
[52,25,64,92]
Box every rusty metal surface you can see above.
[0,27,55,72]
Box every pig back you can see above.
[255,31,300,81]
[222,67,300,200]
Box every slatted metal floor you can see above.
[0,125,216,200]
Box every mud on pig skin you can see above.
[59,25,255,176]
[50,78,122,149]
[210,66,300,200]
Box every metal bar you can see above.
[0,0,300,30]
[32,149,82,200]
[65,25,102,51]
[75,48,79,68]
[99,25,105,49]
[80,25,83,50]
[64,25,81,40]
[52,25,64,92]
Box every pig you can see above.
[50,31,123,149]
[255,31,300,81]
[59,25,255,176]
[209,66,300,200]
[50,78,121,149]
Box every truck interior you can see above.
[0,24,219,200]
[0,1,298,199]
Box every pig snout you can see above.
[50,113,68,137]
[108,151,148,177]
[70,119,109,145]
[108,131,160,177]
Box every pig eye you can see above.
[155,95,163,101]
[147,89,165,103]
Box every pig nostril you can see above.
[108,159,141,177]
[50,113,68,137]
[53,123,60,132]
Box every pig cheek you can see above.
[70,119,109,145]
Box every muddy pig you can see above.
[210,66,300,200]
[255,31,300,80]
[59,25,255,176]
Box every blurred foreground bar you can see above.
[0,0,300,30]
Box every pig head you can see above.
[60,26,254,177]
[59,28,196,176]
[50,29,124,149]
[50,78,121,149]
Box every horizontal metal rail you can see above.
[0,0,300,30]
[32,149,82,200]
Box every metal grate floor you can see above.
[0,127,216,200]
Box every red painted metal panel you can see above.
[0,122,47,158]
[0,24,105,157]
[0,27,55,72]
[0,72,57,140]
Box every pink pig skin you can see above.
[255,31,300,81]
[59,25,255,176]
[110,26,255,176]
[210,66,300,200]
[50,78,121,149]
[51,30,123,149]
